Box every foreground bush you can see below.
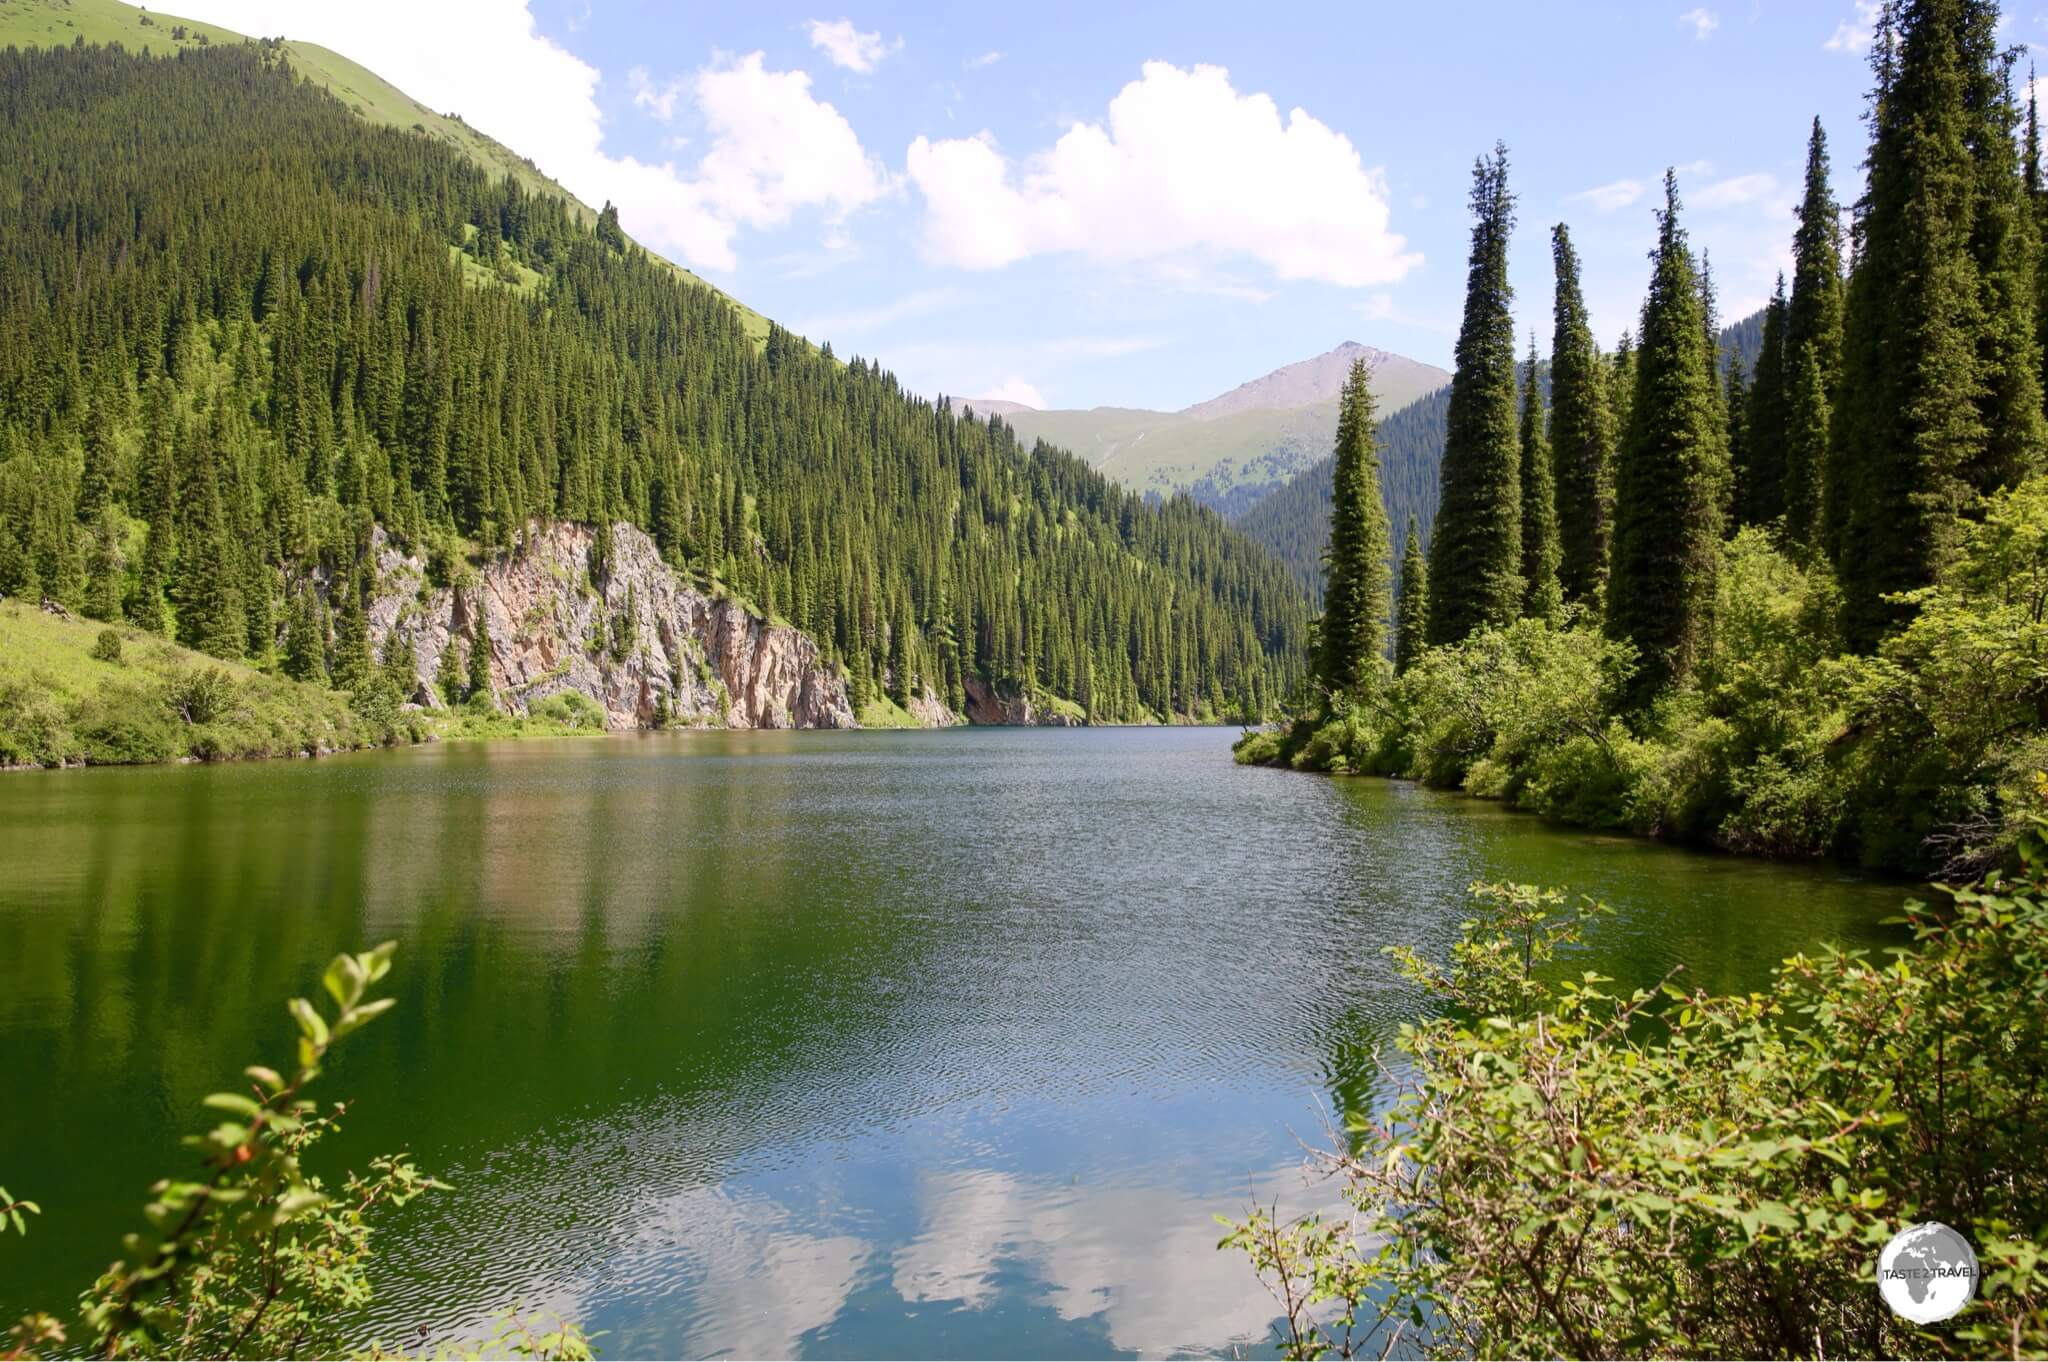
[1224,847,2048,1359]
[3,945,592,1361]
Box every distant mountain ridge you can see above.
[1179,342,1441,421]
[963,342,1451,516]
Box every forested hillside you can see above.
[0,41,1307,727]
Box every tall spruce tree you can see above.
[1427,144,1522,644]
[1835,0,2045,649]
[1738,278,1789,530]
[330,569,372,693]
[1607,172,1727,709]
[174,429,245,660]
[1315,359,1393,693]
[1725,355,1752,530]
[2031,79,2048,420]
[1609,332,1637,449]
[1964,8,2046,495]
[1395,515,1429,675]
[1548,223,1615,612]
[1517,335,1563,621]
[468,606,496,709]
[1784,117,1846,555]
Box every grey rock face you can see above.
[364,521,858,731]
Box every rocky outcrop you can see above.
[365,521,856,731]
[901,686,960,728]
[962,674,1083,727]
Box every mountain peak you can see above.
[1178,341,1419,422]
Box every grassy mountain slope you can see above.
[0,600,387,764]
[0,0,772,344]
[969,343,1449,515]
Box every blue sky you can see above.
[184,0,1924,410]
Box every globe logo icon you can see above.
[1878,1221,1979,1324]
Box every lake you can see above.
[0,727,1911,1357]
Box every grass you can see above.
[448,237,543,297]
[0,0,776,348]
[857,694,930,729]
[0,602,397,767]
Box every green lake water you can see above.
[0,727,1912,1357]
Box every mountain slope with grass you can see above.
[966,342,1449,517]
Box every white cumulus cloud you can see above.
[805,17,899,73]
[169,0,885,274]
[964,50,1004,70]
[1680,7,1719,40]
[1825,0,1882,52]
[974,377,1047,408]
[905,61,1420,288]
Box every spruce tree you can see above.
[435,630,466,705]
[467,606,495,708]
[1548,224,1615,612]
[1395,515,1429,675]
[330,569,372,692]
[128,521,167,635]
[1738,278,1789,530]
[1517,336,1562,622]
[1835,0,2043,648]
[1607,172,1727,709]
[2032,78,2048,422]
[281,587,328,683]
[1427,144,1522,644]
[1315,358,1393,692]
[77,390,117,526]
[1725,355,1751,529]
[1608,332,1637,447]
[380,627,417,698]
[174,431,245,660]
[1962,8,2045,497]
[1784,117,1846,555]
[83,508,123,623]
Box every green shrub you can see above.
[72,683,178,764]
[164,666,238,726]
[532,690,605,730]
[0,678,76,767]
[90,629,123,664]
[1226,849,2048,1359]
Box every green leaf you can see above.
[202,1092,263,1118]
[288,996,330,1048]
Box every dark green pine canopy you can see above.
[1606,171,1728,710]
[1427,143,1523,645]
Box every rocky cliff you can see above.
[364,521,859,731]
